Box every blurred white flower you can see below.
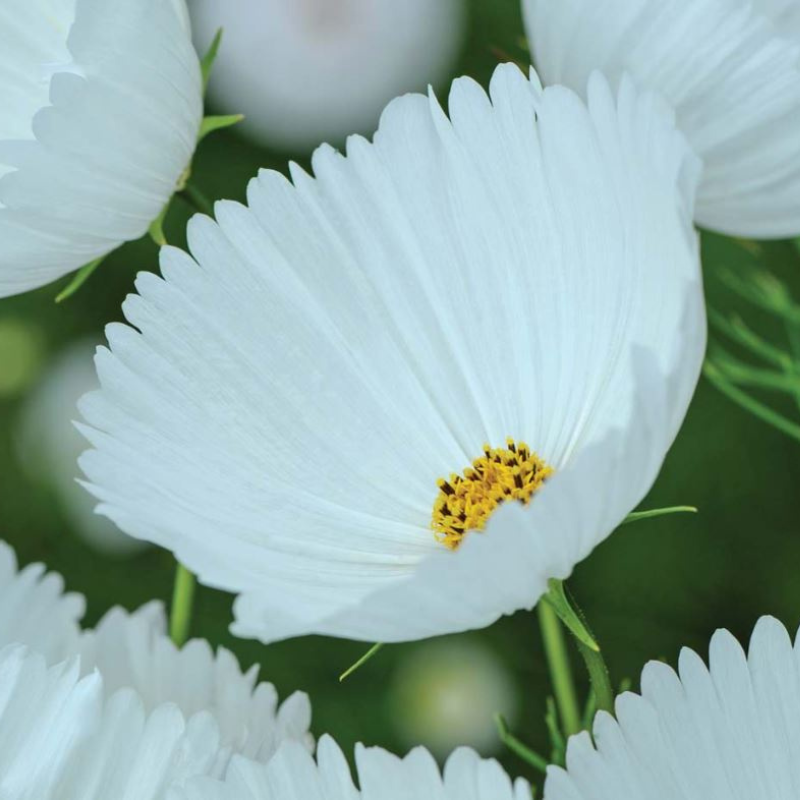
[0,542,313,788]
[178,733,530,800]
[79,64,705,645]
[390,639,517,757]
[524,0,800,238]
[190,0,465,151]
[0,645,219,798]
[17,339,146,556]
[544,616,800,800]
[0,0,203,298]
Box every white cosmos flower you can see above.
[0,542,313,783]
[0,0,202,298]
[79,63,706,645]
[190,0,465,151]
[544,616,800,800]
[177,733,530,800]
[523,0,800,239]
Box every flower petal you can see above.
[524,0,800,237]
[0,645,224,798]
[177,734,529,800]
[80,64,703,644]
[0,0,202,297]
[0,542,313,772]
[544,617,800,800]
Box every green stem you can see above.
[494,713,549,774]
[538,601,581,737]
[169,561,196,647]
[181,182,215,217]
[575,640,614,717]
[55,257,104,303]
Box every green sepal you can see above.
[543,579,599,652]
[198,114,244,143]
[148,203,170,247]
[200,28,223,94]
[55,255,105,303]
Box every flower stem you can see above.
[169,561,196,647]
[575,639,614,716]
[181,182,215,217]
[538,600,581,737]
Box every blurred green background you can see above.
[2,0,800,786]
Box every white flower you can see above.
[544,616,800,800]
[177,734,530,800]
[0,0,203,298]
[0,540,84,664]
[0,542,313,781]
[79,64,706,645]
[523,0,800,238]
[191,0,465,151]
[17,339,147,556]
[0,644,235,798]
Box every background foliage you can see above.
[1,0,798,782]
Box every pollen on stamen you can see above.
[431,438,553,550]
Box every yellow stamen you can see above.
[431,438,553,550]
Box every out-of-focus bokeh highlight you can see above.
[390,638,517,758]
[190,0,467,151]
[1,0,799,782]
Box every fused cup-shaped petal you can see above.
[524,0,800,238]
[0,0,202,298]
[0,542,313,775]
[177,734,531,800]
[544,616,800,800]
[79,64,705,645]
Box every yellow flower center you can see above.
[431,439,554,550]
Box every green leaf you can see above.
[55,256,105,303]
[339,642,384,682]
[704,361,800,444]
[200,28,223,93]
[494,713,549,774]
[716,265,800,324]
[544,579,599,652]
[732,238,763,258]
[708,345,800,394]
[198,114,244,142]
[709,309,791,370]
[622,506,698,526]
